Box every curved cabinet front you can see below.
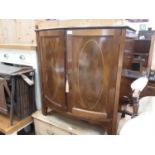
[36,27,131,134]
[67,29,119,121]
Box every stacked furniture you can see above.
[120,35,155,104]
[0,63,36,125]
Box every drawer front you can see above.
[34,119,71,135]
[0,49,37,66]
[0,51,14,62]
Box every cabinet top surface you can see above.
[36,26,135,32]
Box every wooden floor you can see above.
[0,114,32,134]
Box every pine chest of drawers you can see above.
[32,110,105,135]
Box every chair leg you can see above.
[121,111,126,118]
[132,96,139,118]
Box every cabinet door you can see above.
[37,30,67,111]
[67,29,122,121]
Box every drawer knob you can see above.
[3,54,9,58]
[19,55,26,60]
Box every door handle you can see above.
[65,79,69,93]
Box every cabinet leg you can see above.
[42,107,48,115]
[106,126,112,135]
[106,121,117,135]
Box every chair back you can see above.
[131,77,148,92]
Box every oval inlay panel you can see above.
[78,40,104,109]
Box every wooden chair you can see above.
[119,76,148,118]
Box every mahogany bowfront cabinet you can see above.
[36,26,135,134]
